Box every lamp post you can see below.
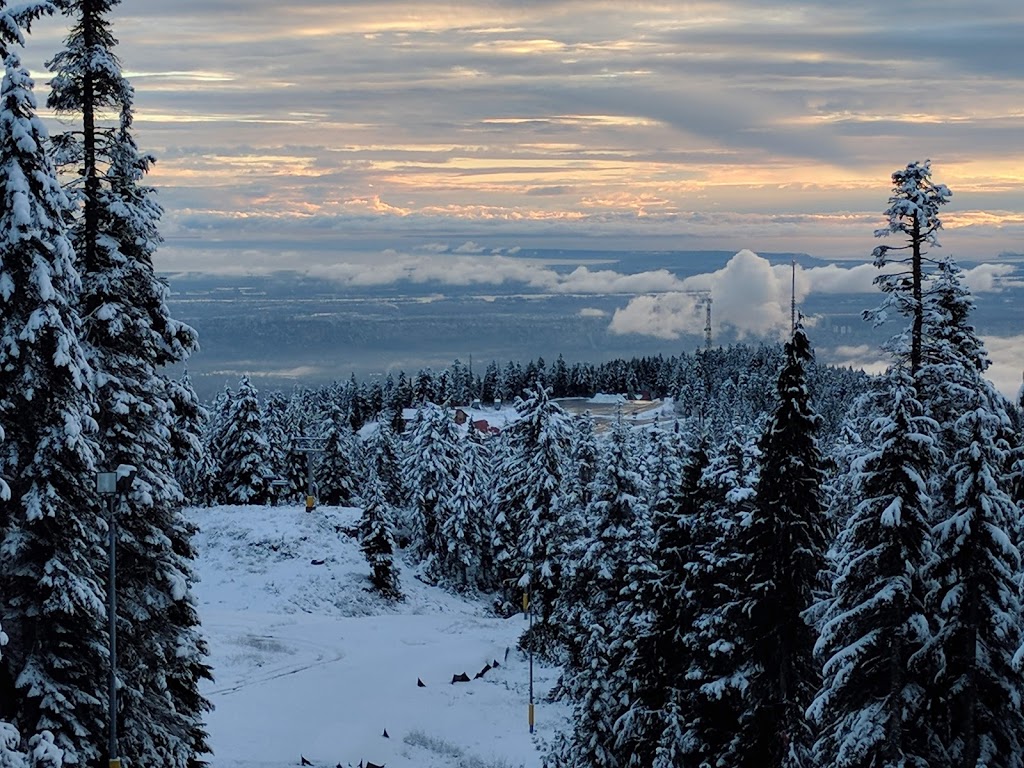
[523,589,534,734]
[96,464,137,768]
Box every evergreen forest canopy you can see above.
[0,3,1020,768]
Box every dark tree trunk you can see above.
[911,216,923,377]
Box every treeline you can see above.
[184,343,870,508]
[182,344,864,512]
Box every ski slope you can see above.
[190,504,568,768]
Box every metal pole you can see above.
[305,450,315,512]
[528,590,534,734]
[107,495,120,768]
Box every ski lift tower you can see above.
[292,435,327,512]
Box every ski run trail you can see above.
[191,504,569,768]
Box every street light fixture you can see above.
[96,464,137,768]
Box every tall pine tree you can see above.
[734,326,828,767]
[0,5,106,760]
[47,2,212,762]
[558,416,652,768]
[316,407,358,507]
[867,159,951,376]
[920,393,1024,767]
[402,402,459,574]
[358,469,401,600]
[512,383,573,641]
[810,370,942,767]
[218,375,273,505]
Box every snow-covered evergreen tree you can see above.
[488,430,527,596]
[168,370,209,507]
[47,5,213,757]
[218,376,273,505]
[920,396,1024,767]
[316,407,358,506]
[358,469,401,600]
[203,384,233,503]
[365,417,404,508]
[0,719,28,768]
[616,428,705,768]
[867,159,951,376]
[511,383,573,642]
[568,411,599,511]
[402,402,459,572]
[0,7,107,759]
[0,619,62,768]
[559,416,652,768]
[733,325,827,767]
[281,387,314,502]
[261,390,292,503]
[810,370,942,767]
[679,428,759,767]
[437,434,487,590]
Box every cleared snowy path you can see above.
[191,505,565,768]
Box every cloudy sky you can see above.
[21,0,1024,271]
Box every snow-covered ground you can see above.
[190,504,568,768]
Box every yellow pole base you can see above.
[305,496,315,512]
[109,759,122,768]
[529,702,535,733]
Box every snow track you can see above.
[190,505,569,768]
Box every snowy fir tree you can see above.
[168,370,210,507]
[510,383,573,642]
[568,410,599,512]
[364,417,405,508]
[402,402,460,573]
[615,426,704,768]
[358,468,401,600]
[47,0,212,754]
[677,427,760,767]
[218,375,273,505]
[488,430,528,596]
[282,388,315,502]
[203,384,233,504]
[0,6,108,760]
[543,410,599,639]
[437,434,487,590]
[866,159,951,377]
[0,619,63,768]
[261,390,292,503]
[558,416,653,768]
[731,325,828,768]
[919,392,1024,767]
[316,407,358,507]
[809,369,942,767]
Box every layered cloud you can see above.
[18,1,1024,262]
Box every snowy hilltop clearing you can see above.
[190,504,567,768]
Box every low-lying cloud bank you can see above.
[299,246,1015,345]
[304,245,1013,303]
[608,249,1014,340]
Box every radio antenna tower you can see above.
[790,258,797,332]
[704,296,713,350]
